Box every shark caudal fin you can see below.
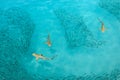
[51,55,58,60]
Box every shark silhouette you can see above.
[98,18,106,33]
[45,33,52,47]
[32,53,57,61]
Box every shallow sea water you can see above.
[0,0,120,80]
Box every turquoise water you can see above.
[0,0,120,80]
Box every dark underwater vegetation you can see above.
[0,0,120,80]
[99,0,120,22]
[54,9,104,48]
[0,7,35,80]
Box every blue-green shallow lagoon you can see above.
[0,0,120,80]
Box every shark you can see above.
[45,33,52,47]
[32,53,57,61]
[98,18,106,33]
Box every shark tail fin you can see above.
[51,55,58,60]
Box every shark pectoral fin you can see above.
[36,57,39,61]
[104,28,106,32]
[105,27,107,30]
[99,26,101,31]
[99,27,101,31]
